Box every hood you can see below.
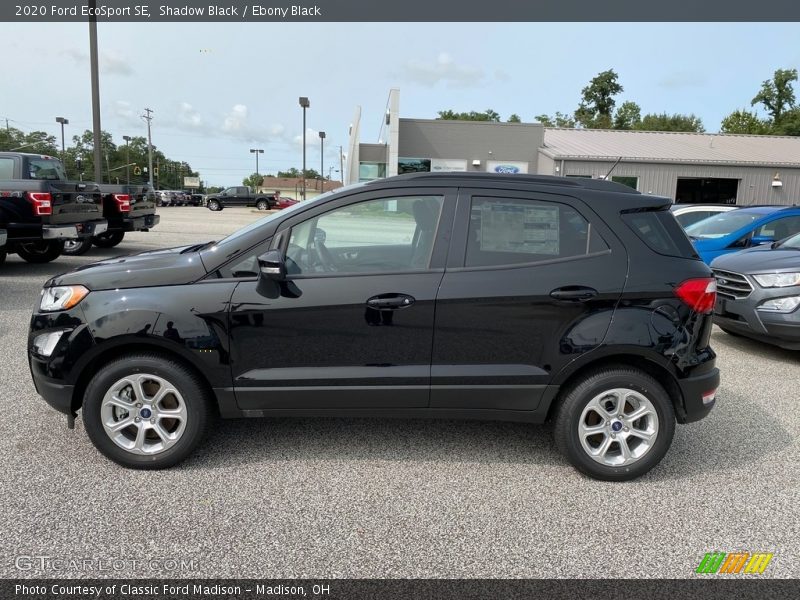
[711,246,800,272]
[46,244,209,291]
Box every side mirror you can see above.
[257,249,286,280]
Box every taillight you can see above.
[27,192,52,216]
[674,278,717,314]
[113,193,131,212]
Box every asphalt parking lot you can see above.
[0,206,798,579]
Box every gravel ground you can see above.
[0,207,798,579]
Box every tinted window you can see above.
[0,158,14,180]
[28,158,66,180]
[684,211,761,238]
[754,216,800,240]
[465,197,608,268]
[675,211,713,228]
[287,196,444,275]
[623,210,698,258]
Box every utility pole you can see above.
[339,145,344,183]
[88,0,102,183]
[142,108,154,187]
[122,135,131,184]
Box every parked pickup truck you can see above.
[0,152,107,264]
[205,186,275,211]
[63,184,160,255]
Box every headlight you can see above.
[757,296,800,313]
[40,285,89,312]
[753,272,800,288]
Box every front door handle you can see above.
[550,286,598,302]
[366,293,416,310]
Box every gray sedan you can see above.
[711,232,800,349]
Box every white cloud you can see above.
[112,101,140,127]
[400,52,484,88]
[66,48,134,76]
[222,104,249,135]
[177,102,205,129]
[293,128,320,150]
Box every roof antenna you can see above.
[603,156,623,180]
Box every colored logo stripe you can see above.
[696,552,773,574]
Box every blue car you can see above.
[685,206,800,264]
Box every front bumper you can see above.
[713,280,800,349]
[677,366,720,423]
[122,213,160,232]
[29,358,75,416]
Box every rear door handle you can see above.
[366,293,416,310]
[549,286,598,302]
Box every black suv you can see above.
[28,173,719,480]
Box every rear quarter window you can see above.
[0,158,14,180]
[622,210,698,259]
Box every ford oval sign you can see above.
[494,165,520,174]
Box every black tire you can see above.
[0,249,6,265]
[92,231,125,248]
[207,199,221,211]
[256,199,268,211]
[554,367,675,481]
[16,240,64,263]
[62,238,94,256]
[82,354,213,469]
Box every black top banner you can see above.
[3,0,800,22]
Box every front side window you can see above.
[223,187,237,195]
[287,196,444,275]
[465,197,607,267]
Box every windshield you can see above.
[684,211,761,239]
[779,232,800,250]
[28,158,67,180]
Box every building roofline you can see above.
[537,147,800,168]
[400,118,543,128]
[544,127,800,141]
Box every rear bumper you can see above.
[677,367,720,423]
[122,213,160,232]
[43,220,108,240]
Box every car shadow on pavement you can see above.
[713,329,800,364]
[186,417,563,471]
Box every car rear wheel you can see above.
[256,199,268,210]
[92,231,125,248]
[207,199,221,211]
[16,240,64,263]
[554,368,675,481]
[82,354,212,469]
[63,238,94,256]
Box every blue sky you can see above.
[1,22,799,186]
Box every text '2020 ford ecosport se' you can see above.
[29,173,719,481]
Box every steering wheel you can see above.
[314,240,339,272]
[285,242,309,273]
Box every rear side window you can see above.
[465,197,608,267]
[0,158,14,180]
[623,210,698,258]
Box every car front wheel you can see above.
[554,368,675,481]
[256,199,268,210]
[82,354,212,469]
[207,199,221,211]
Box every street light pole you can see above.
[88,0,102,183]
[319,131,325,196]
[55,117,69,159]
[299,97,310,201]
[122,135,131,185]
[249,148,264,189]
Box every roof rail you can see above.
[370,171,640,194]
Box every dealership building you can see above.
[345,89,800,205]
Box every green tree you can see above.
[613,101,642,130]
[277,168,321,179]
[751,68,797,124]
[720,109,771,134]
[778,107,800,135]
[634,113,705,133]
[507,113,522,123]
[574,69,623,129]
[436,109,502,122]
[534,111,576,128]
[0,126,59,155]
[243,172,264,190]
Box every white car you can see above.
[670,204,738,228]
